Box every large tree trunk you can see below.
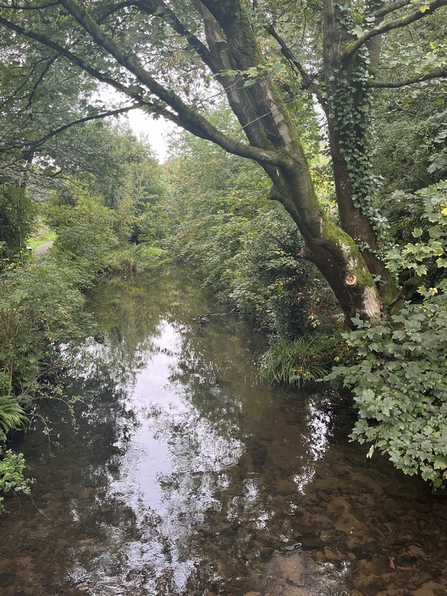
[322,0,393,285]
[200,0,383,322]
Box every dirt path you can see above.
[35,240,54,255]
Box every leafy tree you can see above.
[0,25,137,182]
[46,194,119,275]
[39,120,164,254]
[1,0,446,320]
[0,184,35,265]
[42,121,162,213]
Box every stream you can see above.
[1,269,446,596]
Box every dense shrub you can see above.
[328,182,447,488]
[0,447,33,513]
[0,259,90,401]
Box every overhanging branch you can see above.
[96,2,134,22]
[0,14,147,102]
[372,0,412,19]
[55,0,286,167]
[23,104,140,157]
[26,57,57,110]
[0,56,51,110]
[343,0,447,62]
[368,64,447,87]
[0,5,283,168]
[266,24,328,115]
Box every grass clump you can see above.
[258,334,339,387]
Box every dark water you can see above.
[1,270,446,596]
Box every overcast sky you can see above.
[127,109,176,162]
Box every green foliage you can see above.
[41,122,164,265]
[329,299,447,488]
[46,196,119,277]
[329,181,447,487]
[0,396,27,443]
[0,250,96,510]
[0,447,34,513]
[0,259,90,398]
[372,8,447,193]
[43,122,163,226]
[259,334,340,387]
[46,192,165,278]
[373,84,447,196]
[0,184,36,266]
[385,180,447,294]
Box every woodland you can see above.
[0,0,446,504]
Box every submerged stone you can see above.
[262,550,346,596]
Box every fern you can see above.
[0,396,27,442]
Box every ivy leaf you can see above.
[352,25,365,38]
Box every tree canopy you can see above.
[0,0,446,320]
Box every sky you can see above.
[127,109,176,162]
[98,84,177,162]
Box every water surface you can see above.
[1,270,446,596]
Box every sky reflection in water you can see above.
[1,271,446,596]
[63,280,333,595]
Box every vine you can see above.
[331,3,390,243]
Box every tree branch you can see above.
[26,57,57,110]
[0,57,51,110]
[343,0,447,62]
[23,105,139,157]
[372,0,412,19]
[96,2,134,23]
[265,24,328,115]
[0,14,146,101]
[368,64,447,87]
[54,0,286,167]
[134,0,216,71]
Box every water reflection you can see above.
[0,270,446,596]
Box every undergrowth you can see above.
[258,333,341,387]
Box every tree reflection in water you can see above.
[1,270,446,596]
[64,271,338,595]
